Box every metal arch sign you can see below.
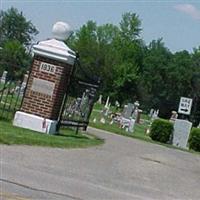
[178,97,193,115]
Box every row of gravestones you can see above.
[96,96,144,133]
[97,95,193,149]
[0,70,29,97]
[1,70,192,149]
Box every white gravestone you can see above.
[173,119,192,149]
[122,103,134,119]
[1,70,8,83]
[97,95,102,104]
[128,119,135,133]
[105,96,110,108]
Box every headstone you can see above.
[105,103,111,116]
[0,71,8,83]
[19,73,29,96]
[172,119,192,149]
[135,109,142,124]
[115,100,120,108]
[105,96,110,108]
[152,109,159,120]
[97,94,102,104]
[128,119,135,132]
[169,111,178,123]
[80,89,90,119]
[100,117,105,124]
[149,109,154,118]
[122,103,134,119]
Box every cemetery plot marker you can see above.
[172,119,192,149]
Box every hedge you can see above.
[189,128,200,152]
[150,119,173,143]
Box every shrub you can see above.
[189,128,200,152]
[150,119,173,143]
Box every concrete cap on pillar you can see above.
[33,21,76,65]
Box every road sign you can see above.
[178,97,193,115]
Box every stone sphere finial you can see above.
[52,21,72,41]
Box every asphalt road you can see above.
[1,127,200,200]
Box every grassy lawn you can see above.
[89,105,200,154]
[90,107,151,142]
[0,120,103,148]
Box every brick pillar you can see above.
[21,55,73,120]
[13,22,76,134]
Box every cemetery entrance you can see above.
[59,78,99,131]
[0,71,99,131]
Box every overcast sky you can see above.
[1,0,200,53]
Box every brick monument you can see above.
[13,22,76,134]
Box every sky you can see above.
[1,0,200,53]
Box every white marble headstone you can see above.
[0,70,8,83]
[122,103,134,119]
[173,119,192,149]
[97,95,102,104]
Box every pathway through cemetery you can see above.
[1,127,200,200]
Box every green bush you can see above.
[189,128,200,152]
[150,119,173,143]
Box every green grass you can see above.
[0,120,104,148]
[89,109,200,154]
[93,102,120,113]
[90,109,151,142]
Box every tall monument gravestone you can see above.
[13,22,76,134]
[172,97,193,149]
[172,119,192,149]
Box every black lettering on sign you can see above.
[39,62,56,74]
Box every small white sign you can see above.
[40,62,56,74]
[31,78,55,96]
[178,97,193,115]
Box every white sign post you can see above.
[178,97,193,115]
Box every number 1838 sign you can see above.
[178,97,193,115]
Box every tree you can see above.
[67,12,144,105]
[0,40,31,79]
[0,7,38,46]
[119,12,142,41]
[67,21,120,90]
[190,47,200,126]
[141,39,173,116]
[111,12,144,104]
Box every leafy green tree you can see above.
[67,21,120,94]
[110,12,144,104]
[0,7,38,46]
[141,39,173,116]
[68,12,144,105]
[119,12,142,41]
[0,40,31,79]
[190,47,200,126]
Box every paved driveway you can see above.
[1,127,200,200]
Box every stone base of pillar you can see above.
[13,111,57,134]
